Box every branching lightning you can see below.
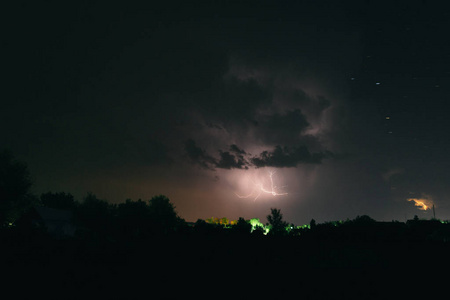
[236,169,288,200]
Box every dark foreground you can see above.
[3,230,449,299]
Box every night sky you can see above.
[4,1,450,223]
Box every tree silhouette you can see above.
[117,199,150,238]
[194,218,216,235]
[40,192,77,210]
[266,208,288,236]
[148,195,180,234]
[233,217,252,235]
[352,215,376,225]
[75,192,115,237]
[0,150,35,225]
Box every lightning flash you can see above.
[236,169,288,200]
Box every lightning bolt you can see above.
[236,169,288,200]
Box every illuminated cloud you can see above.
[407,195,434,211]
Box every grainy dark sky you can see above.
[3,0,450,223]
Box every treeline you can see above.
[2,150,450,243]
[21,192,187,239]
[10,191,450,244]
[13,191,287,239]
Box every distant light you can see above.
[375,82,381,85]
[385,116,390,120]
[350,77,355,80]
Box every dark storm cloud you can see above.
[184,140,249,170]
[229,144,246,155]
[219,61,337,152]
[4,0,348,177]
[216,151,249,170]
[184,139,331,170]
[183,139,217,170]
[250,145,331,168]
[203,77,272,125]
[205,122,223,130]
[291,91,331,121]
[255,109,310,146]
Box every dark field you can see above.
[3,226,449,299]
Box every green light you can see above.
[249,218,270,235]
[249,218,262,228]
